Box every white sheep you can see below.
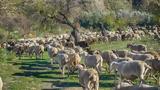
[110,60,152,85]
[127,52,155,61]
[84,54,103,74]
[46,45,58,64]
[55,53,69,76]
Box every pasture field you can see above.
[0,37,159,90]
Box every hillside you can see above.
[0,0,159,40]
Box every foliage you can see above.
[0,0,159,36]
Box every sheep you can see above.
[123,32,134,40]
[67,53,81,74]
[0,77,2,90]
[13,44,25,59]
[127,44,147,52]
[46,45,58,64]
[76,64,99,90]
[101,51,118,65]
[65,41,75,48]
[110,60,152,85]
[74,46,84,54]
[109,34,121,41]
[27,43,35,58]
[145,59,160,85]
[84,54,103,74]
[114,57,133,62]
[113,81,159,90]
[34,44,44,59]
[112,50,128,58]
[127,52,155,61]
[133,33,141,40]
[55,53,69,76]
[76,41,89,48]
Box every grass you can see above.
[0,37,159,90]
[91,36,160,51]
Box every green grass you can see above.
[0,37,159,90]
[91,37,160,51]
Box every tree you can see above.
[21,0,106,31]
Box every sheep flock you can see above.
[0,26,160,90]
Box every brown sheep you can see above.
[67,53,81,74]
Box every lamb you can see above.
[113,81,159,90]
[0,77,3,90]
[110,60,152,85]
[84,54,103,74]
[76,64,99,90]
[127,44,147,52]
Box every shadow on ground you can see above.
[12,59,114,89]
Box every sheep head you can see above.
[109,61,119,73]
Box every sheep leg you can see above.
[50,58,53,65]
[86,81,91,90]
[41,53,43,59]
[139,75,145,86]
[95,81,99,90]
[143,68,149,77]
[67,65,71,77]
[62,65,66,77]
[158,73,160,86]
[95,67,100,74]
[82,87,86,90]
